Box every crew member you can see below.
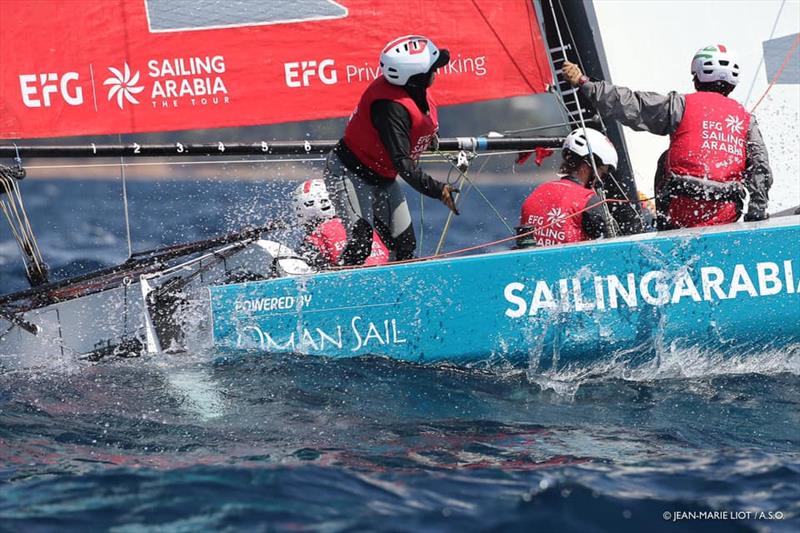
[562,44,772,229]
[517,127,618,247]
[324,35,459,265]
[293,179,389,268]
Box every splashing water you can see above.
[1,180,798,531]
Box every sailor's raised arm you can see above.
[743,116,773,221]
[563,61,685,136]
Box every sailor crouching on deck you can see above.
[324,35,459,265]
[517,128,618,248]
[562,44,772,229]
[293,179,389,269]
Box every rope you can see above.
[750,32,800,113]
[553,0,642,232]
[417,189,424,256]
[546,0,618,238]
[433,148,515,235]
[434,152,493,254]
[413,197,632,263]
[1,200,27,252]
[502,121,576,136]
[1,177,37,263]
[12,180,46,269]
[744,0,787,107]
[20,151,518,172]
[330,196,633,271]
[470,0,538,92]
[0,166,47,283]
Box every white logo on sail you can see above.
[103,63,144,109]
[546,207,567,228]
[725,114,744,134]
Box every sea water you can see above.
[1,180,798,531]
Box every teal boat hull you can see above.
[209,217,800,367]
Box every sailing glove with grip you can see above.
[562,61,587,87]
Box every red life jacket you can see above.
[666,92,750,227]
[306,218,389,266]
[519,178,595,246]
[342,77,438,179]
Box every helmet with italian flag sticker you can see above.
[293,179,335,225]
[691,44,740,86]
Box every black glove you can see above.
[744,209,769,222]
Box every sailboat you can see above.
[1,0,798,367]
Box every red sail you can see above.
[0,0,552,139]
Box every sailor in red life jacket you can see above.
[323,35,459,265]
[562,44,772,229]
[293,179,389,269]
[517,128,618,248]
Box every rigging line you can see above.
[11,181,46,268]
[449,166,510,235]
[744,0,787,108]
[118,134,133,258]
[434,152,492,255]
[434,162,463,254]
[0,200,25,250]
[555,0,607,133]
[22,151,524,172]
[522,102,643,229]
[427,150,528,162]
[546,73,577,129]
[434,149,515,235]
[0,201,37,276]
[417,191,424,256]
[550,0,607,133]
[604,170,648,229]
[4,167,44,265]
[555,0,583,72]
[470,0,537,92]
[141,240,252,279]
[502,121,576,136]
[0,182,39,266]
[541,1,582,128]
[1,166,46,273]
[750,32,800,113]
[524,0,551,87]
[331,197,631,270]
[547,0,617,238]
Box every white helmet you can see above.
[292,179,334,224]
[563,127,618,169]
[691,44,740,86]
[380,35,449,86]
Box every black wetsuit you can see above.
[327,79,448,264]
